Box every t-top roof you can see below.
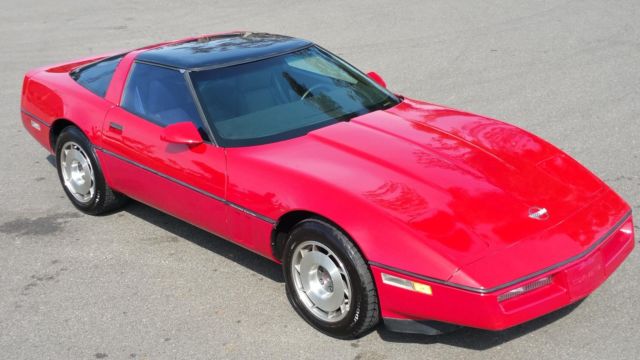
[136,32,312,70]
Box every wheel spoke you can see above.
[290,240,352,323]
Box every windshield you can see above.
[189,46,399,146]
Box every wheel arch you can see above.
[270,210,369,264]
[49,118,80,151]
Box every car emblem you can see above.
[528,207,549,220]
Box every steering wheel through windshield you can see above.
[301,83,333,100]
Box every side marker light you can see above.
[381,273,433,295]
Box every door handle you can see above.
[109,122,124,131]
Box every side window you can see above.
[121,62,206,135]
[72,55,124,97]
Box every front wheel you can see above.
[283,219,380,339]
[55,126,127,215]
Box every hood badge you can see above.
[528,207,549,220]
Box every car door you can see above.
[99,61,230,239]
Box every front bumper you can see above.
[372,213,634,334]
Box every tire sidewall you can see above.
[283,219,374,338]
[55,127,107,214]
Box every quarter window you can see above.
[72,55,124,97]
[121,62,205,136]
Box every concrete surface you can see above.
[1,0,638,359]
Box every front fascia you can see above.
[373,212,634,330]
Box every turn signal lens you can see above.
[412,282,433,295]
[381,273,433,295]
[497,276,553,302]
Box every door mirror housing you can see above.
[160,122,203,145]
[367,71,387,88]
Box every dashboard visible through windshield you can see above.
[189,46,399,147]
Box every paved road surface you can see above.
[1,1,638,359]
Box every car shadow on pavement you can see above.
[376,300,583,349]
[45,154,584,349]
[124,200,284,283]
[45,154,284,283]
[125,195,584,350]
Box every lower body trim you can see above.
[383,318,460,335]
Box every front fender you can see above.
[226,146,461,282]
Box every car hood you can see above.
[299,99,624,284]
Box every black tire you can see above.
[55,126,127,215]
[282,218,380,339]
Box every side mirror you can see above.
[161,122,203,145]
[367,71,387,88]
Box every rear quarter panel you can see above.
[21,53,121,152]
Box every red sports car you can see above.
[21,32,634,339]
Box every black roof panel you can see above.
[136,32,312,70]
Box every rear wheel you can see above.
[283,219,379,339]
[55,126,127,215]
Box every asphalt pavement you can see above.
[1,1,638,359]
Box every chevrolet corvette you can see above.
[20,32,634,338]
